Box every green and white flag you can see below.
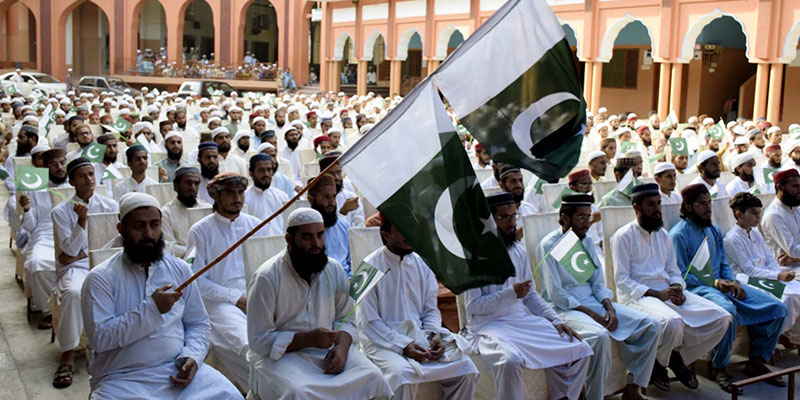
[15,166,48,192]
[549,229,597,284]
[432,0,585,182]
[81,143,107,163]
[102,164,123,183]
[669,137,689,155]
[707,120,726,141]
[38,104,54,133]
[349,261,386,304]
[709,184,719,199]
[620,141,638,154]
[748,185,761,195]
[617,169,639,197]
[529,173,546,195]
[0,167,9,180]
[748,277,785,299]
[5,83,17,95]
[663,110,678,129]
[339,80,515,294]
[686,237,715,286]
[112,116,131,133]
[754,166,777,193]
[184,247,196,265]
[552,186,578,209]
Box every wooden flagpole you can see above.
[175,158,341,292]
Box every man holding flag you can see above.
[670,184,787,393]
[599,156,641,207]
[463,192,592,400]
[356,215,478,399]
[247,208,392,399]
[538,194,659,400]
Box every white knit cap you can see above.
[733,136,749,145]
[119,192,161,220]
[133,121,151,135]
[653,162,675,175]
[588,150,606,162]
[702,117,715,126]
[232,130,250,143]
[212,127,229,138]
[163,131,181,142]
[257,142,275,152]
[731,152,755,170]
[286,207,324,230]
[696,149,717,165]
[767,126,781,135]
[731,126,745,136]
[31,144,50,155]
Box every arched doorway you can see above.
[136,0,166,74]
[446,30,464,57]
[0,1,36,69]
[182,0,215,63]
[67,1,110,76]
[308,5,321,84]
[365,32,388,89]
[243,0,278,63]
[340,36,356,86]
[562,23,583,84]
[685,15,752,120]
[399,30,423,95]
[600,20,654,117]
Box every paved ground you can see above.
[0,188,799,399]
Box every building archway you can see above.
[135,0,166,74]
[182,0,214,63]
[562,23,583,84]
[363,31,388,88]
[242,0,278,63]
[398,30,423,95]
[599,19,655,116]
[0,1,36,69]
[680,10,750,64]
[66,1,110,76]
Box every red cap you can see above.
[313,135,331,147]
[568,169,590,183]
[636,125,649,134]
[774,169,799,185]
[249,112,259,120]
[306,111,317,117]
[759,121,772,130]
[474,143,483,152]
[766,144,782,154]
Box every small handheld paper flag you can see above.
[529,174,546,195]
[101,164,123,183]
[15,166,48,192]
[685,237,715,286]
[81,143,107,163]
[552,186,578,209]
[620,141,637,154]
[754,166,777,194]
[549,230,597,285]
[669,137,689,155]
[112,116,132,133]
[38,104,54,132]
[707,120,726,141]
[184,247,196,265]
[748,185,761,195]
[0,167,8,180]
[136,134,154,152]
[709,184,719,199]
[617,169,638,197]
[5,84,17,95]
[791,126,800,137]
[349,261,386,304]
[748,277,786,299]
[648,153,665,163]
[663,110,678,129]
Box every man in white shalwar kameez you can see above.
[612,183,731,392]
[245,153,288,235]
[51,157,119,388]
[538,194,660,400]
[689,150,728,198]
[653,163,682,205]
[726,153,757,197]
[761,169,800,271]
[464,193,593,400]
[357,216,478,399]
[81,193,241,399]
[246,208,393,400]
[19,148,69,328]
[161,167,209,258]
[113,144,159,201]
[726,192,800,344]
[196,142,220,205]
[185,172,268,392]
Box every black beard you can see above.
[688,212,712,227]
[177,194,197,207]
[287,140,298,150]
[501,230,517,247]
[16,143,31,157]
[511,191,524,203]
[312,203,338,227]
[103,154,117,164]
[289,242,328,276]
[167,148,182,161]
[770,160,782,169]
[254,179,272,190]
[238,143,249,152]
[741,172,754,183]
[639,214,663,232]
[276,121,285,128]
[335,182,343,194]
[50,175,67,185]
[123,235,165,264]
[793,157,800,166]
[177,121,186,130]
[200,163,218,179]
[782,193,800,208]
[643,139,652,147]
[218,143,231,153]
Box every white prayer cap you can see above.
[287,105,298,114]
[22,115,38,124]
[257,142,275,153]
[789,123,800,131]
[733,136,749,145]
[767,126,781,136]
[327,127,341,135]
[133,121,151,135]
[31,144,50,155]
[145,93,155,99]
[146,105,159,114]
[608,114,620,122]
[696,149,717,165]
[622,149,642,159]
[119,192,161,220]
[702,117,715,126]
[726,121,737,129]
[654,162,675,175]
[253,117,267,125]
[633,120,648,130]
[588,150,606,162]
[166,106,176,113]
[744,121,756,129]
[54,110,66,116]
[731,152,755,170]
[290,119,304,128]
[163,131,181,142]
[598,107,608,114]
[232,130,250,143]
[60,98,71,105]
[787,140,800,153]
[731,126,745,136]
[286,207,324,230]
[207,116,222,125]
[229,106,242,113]
[212,127,229,138]
[119,108,130,116]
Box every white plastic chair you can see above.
[711,196,736,235]
[521,212,559,292]
[542,183,568,211]
[600,206,636,299]
[89,248,122,270]
[145,182,176,206]
[473,168,493,184]
[349,227,382,268]
[87,212,119,251]
[594,181,617,203]
[662,202,682,231]
[676,172,699,190]
[242,235,286,289]
[188,207,213,230]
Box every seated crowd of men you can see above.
[3,87,800,400]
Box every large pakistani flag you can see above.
[339,80,515,294]
[549,229,597,284]
[686,237,715,286]
[432,0,585,182]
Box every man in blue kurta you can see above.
[669,183,787,394]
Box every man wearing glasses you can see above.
[568,169,603,260]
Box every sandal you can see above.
[37,315,52,330]
[743,364,786,387]
[53,364,73,389]
[670,362,698,389]
[714,371,742,395]
[649,363,670,391]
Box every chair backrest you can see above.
[662,202,682,231]
[349,227,382,268]
[521,212,560,292]
[757,192,776,209]
[719,171,735,185]
[145,165,158,181]
[145,182,176,206]
[242,235,286,289]
[474,168,493,184]
[89,248,122,270]
[48,186,109,207]
[601,206,636,298]
[65,142,79,154]
[676,172,699,190]
[542,183,568,211]
[89,124,102,137]
[594,181,617,203]
[285,199,310,216]
[149,152,168,166]
[303,162,320,178]
[712,196,736,235]
[12,157,32,174]
[188,206,213,229]
[88,212,119,251]
[298,149,317,166]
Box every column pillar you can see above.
[767,63,784,124]
[166,18,183,67]
[427,59,440,75]
[583,62,593,110]
[357,60,368,95]
[590,62,603,114]
[669,63,683,120]
[389,59,402,96]
[657,62,671,118]
[753,63,770,120]
[329,60,341,93]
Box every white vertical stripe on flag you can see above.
[549,230,578,261]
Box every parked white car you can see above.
[0,71,67,97]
